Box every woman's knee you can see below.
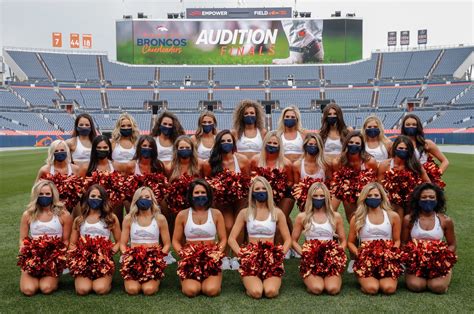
[428,281,449,294]
[39,282,57,295]
[182,285,200,298]
[325,283,341,295]
[93,283,111,295]
[264,286,279,298]
[202,285,221,297]
[142,285,158,296]
[21,285,38,296]
[246,286,263,299]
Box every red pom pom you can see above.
[353,239,403,279]
[17,235,67,277]
[252,167,288,203]
[292,177,325,212]
[177,243,225,281]
[423,157,446,189]
[85,171,128,206]
[120,246,167,283]
[381,169,423,207]
[207,169,251,205]
[67,235,115,280]
[42,174,84,211]
[330,167,376,203]
[299,240,347,278]
[134,173,169,203]
[238,242,285,279]
[401,239,457,279]
[166,174,195,214]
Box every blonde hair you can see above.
[361,115,391,146]
[170,135,200,182]
[26,180,65,222]
[194,111,217,141]
[111,113,140,143]
[258,131,285,169]
[300,133,328,171]
[246,176,278,221]
[277,106,304,134]
[46,139,72,166]
[129,187,161,221]
[302,182,335,233]
[353,182,393,234]
[232,99,265,138]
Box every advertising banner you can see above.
[400,30,410,46]
[116,18,363,65]
[387,31,397,46]
[418,29,427,45]
[186,7,293,19]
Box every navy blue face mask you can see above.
[221,143,234,153]
[137,198,152,210]
[347,144,362,154]
[312,198,325,209]
[284,118,297,128]
[365,197,382,208]
[178,148,193,159]
[37,196,53,207]
[243,115,257,125]
[419,200,437,213]
[202,124,214,134]
[160,125,173,137]
[266,145,279,154]
[96,150,109,160]
[54,151,68,162]
[366,128,380,138]
[404,127,418,136]
[252,191,268,202]
[76,127,91,136]
[327,117,338,125]
[395,149,409,160]
[120,128,133,137]
[141,147,153,159]
[88,198,103,209]
[193,195,208,207]
[305,145,319,156]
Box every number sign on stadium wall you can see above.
[51,33,93,49]
[418,29,428,45]
[400,30,410,46]
[387,31,397,46]
[116,18,362,65]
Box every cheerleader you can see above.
[68,184,121,295]
[35,139,79,181]
[79,135,117,177]
[232,99,267,159]
[191,111,218,160]
[401,183,456,294]
[228,177,291,299]
[120,187,171,296]
[173,179,227,297]
[166,135,203,181]
[277,106,307,163]
[66,113,97,166]
[319,103,351,163]
[18,180,72,296]
[292,182,346,295]
[122,135,166,176]
[111,113,139,164]
[361,115,393,163]
[347,182,402,295]
[293,133,331,184]
[378,135,430,219]
[151,111,185,165]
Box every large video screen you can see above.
[116,19,362,65]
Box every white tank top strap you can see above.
[324,137,343,155]
[415,147,428,164]
[233,155,241,173]
[389,159,395,169]
[155,137,173,162]
[80,219,111,238]
[281,131,304,155]
[130,218,160,244]
[305,216,334,241]
[236,129,263,153]
[30,215,63,238]
[50,164,73,176]
[410,214,444,241]
[112,142,136,163]
[360,163,366,171]
[72,138,92,162]
[300,159,325,180]
[134,162,142,175]
[197,141,212,160]
[359,210,392,241]
[365,143,388,162]
[246,212,276,238]
[184,208,217,241]
[108,161,115,173]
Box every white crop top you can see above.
[305,217,334,241]
[72,138,91,163]
[224,155,241,173]
[155,137,173,162]
[281,132,304,155]
[112,143,136,163]
[184,208,217,241]
[411,215,444,241]
[236,129,263,153]
[130,218,160,244]
[80,219,111,239]
[365,143,388,162]
[359,210,392,241]
[50,164,73,176]
[301,159,325,180]
[30,215,62,238]
[247,213,276,239]
[414,148,428,165]
[197,141,212,160]
[324,137,343,155]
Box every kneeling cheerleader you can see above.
[173,179,227,297]
[292,182,347,295]
[18,180,72,296]
[348,182,403,295]
[228,176,292,299]
[68,184,121,295]
[401,183,457,294]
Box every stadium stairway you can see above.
[35,53,54,81]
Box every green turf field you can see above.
[0,150,472,312]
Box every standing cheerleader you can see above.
[378,135,430,219]
[68,185,121,295]
[292,182,346,295]
[18,180,72,296]
[151,111,185,165]
[35,139,79,181]
[319,103,351,163]
[173,179,227,297]
[232,99,267,160]
[120,187,171,296]
[277,106,307,163]
[293,133,331,184]
[111,113,139,164]
[66,113,97,166]
[167,135,203,181]
[122,135,166,176]
[191,111,218,160]
[79,135,117,177]
[347,182,402,295]
[401,183,457,294]
[361,115,393,163]
[228,177,291,299]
